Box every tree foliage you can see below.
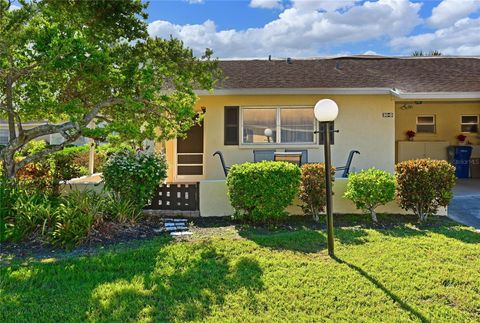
[344,168,396,223]
[0,0,219,178]
[411,50,442,56]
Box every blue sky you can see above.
[146,0,480,58]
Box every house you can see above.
[153,56,480,216]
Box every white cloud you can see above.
[291,0,360,12]
[363,50,379,55]
[186,0,204,4]
[250,0,283,9]
[428,0,480,28]
[148,0,422,58]
[391,17,480,55]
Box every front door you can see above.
[174,123,204,182]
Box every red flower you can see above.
[457,134,467,141]
[406,130,416,138]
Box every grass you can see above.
[1,215,479,322]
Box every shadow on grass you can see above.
[238,228,327,253]
[333,256,429,323]
[1,238,264,322]
[88,241,264,321]
[335,228,369,245]
[428,222,480,244]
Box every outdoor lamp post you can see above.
[314,99,339,257]
[264,128,273,143]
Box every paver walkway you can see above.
[448,179,480,229]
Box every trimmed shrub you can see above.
[395,159,456,221]
[344,168,396,222]
[226,161,301,222]
[103,150,168,214]
[298,163,335,221]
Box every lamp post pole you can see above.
[323,121,334,257]
[314,99,338,258]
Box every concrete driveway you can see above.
[448,179,480,229]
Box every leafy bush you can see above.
[344,168,396,222]
[103,193,141,223]
[0,177,18,241]
[298,163,335,221]
[11,193,57,240]
[16,160,56,195]
[395,159,456,221]
[3,188,104,248]
[18,139,48,156]
[49,200,95,249]
[103,150,168,214]
[226,161,301,223]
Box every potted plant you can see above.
[406,130,416,141]
[457,134,467,145]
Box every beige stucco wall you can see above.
[395,101,480,144]
[199,178,447,217]
[165,94,397,181]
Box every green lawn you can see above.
[1,215,479,322]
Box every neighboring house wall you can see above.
[0,123,88,146]
[163,94,396,182]
[395,101,480,145]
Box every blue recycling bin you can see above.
[448,146,473,178]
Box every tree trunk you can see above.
[1,151,16,180]
[6,75,16,141]
[370,209,378,223]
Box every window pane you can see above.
[461,116,478,124]
[462,124,478,133]
[417,125,435,133]
[280,108,315,143]
[242,109,276,144]
[178,154,203,164]
[177,166,203,175]
[417,116,434,124]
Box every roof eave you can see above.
[196,88,394,96]
[390,89,480,100]
[196,88,480,99]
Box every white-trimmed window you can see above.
[241,107,316,144]
[461,115,479,133]
[0,128,9,145]
[416,115,436,133]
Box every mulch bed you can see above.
[0,214,168,263]
[1,213,455,264]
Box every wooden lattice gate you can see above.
[146,182,199,211]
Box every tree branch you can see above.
[83,97,123,124]
[15,132,82,173]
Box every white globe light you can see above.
[264,128,273,137]
[314,99,339,122]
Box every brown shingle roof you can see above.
[217,57,480,92]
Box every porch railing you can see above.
[146,182,199,211]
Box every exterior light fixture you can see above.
[314,99,339,257]
[264,128,273,143]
